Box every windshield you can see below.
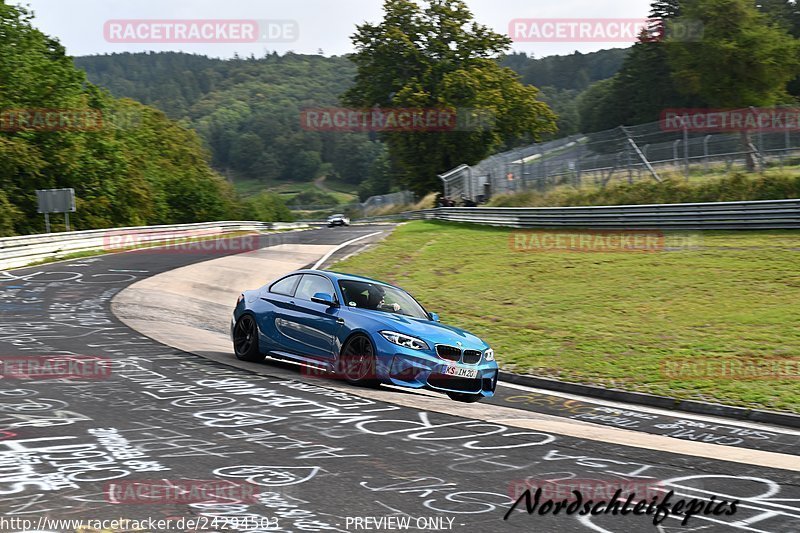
[338,280,428,319]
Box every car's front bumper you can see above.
[374,337,498,397]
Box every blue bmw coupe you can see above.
[231,270,498,402]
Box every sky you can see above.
[15,0,654,59]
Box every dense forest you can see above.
[574,0,800,132]
[0,4,291,236]
[6,0,799,234]
[75,48,626,196]
[76,52,394,198]
[499,49,628,136]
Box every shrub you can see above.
[488,173,800,207]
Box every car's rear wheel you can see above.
[338,335,380,387]
[233,315,263,362]
[447,392,483,403]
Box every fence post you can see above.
[504,153,511,194]
[541,147,548,189]
[683,125,690,180]
[704,135,712,171]
[593,155,601,186]
[673,139,681,169]
[785,129,791,163]
[626,143,633,184]
[623,127,661,183]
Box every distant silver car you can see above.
[327,214,350,227]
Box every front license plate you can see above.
[444,366,478,379]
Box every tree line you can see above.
[578,0,800,133]
[76,26,625,198]
[5,0,798,235]
[0,4,292,237]
[76,52,396,201]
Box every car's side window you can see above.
[269,274,301,296]
[340,281,371,308]
[295,274,336,303]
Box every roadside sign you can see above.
[35,188,76,232]
[36,188,76,214]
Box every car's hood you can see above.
[346,308,488,350]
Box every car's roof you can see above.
[292,269,397,288]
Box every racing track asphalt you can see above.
[0,225,798,533]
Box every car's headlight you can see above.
[380,331,429,351]
[484,348,495,361]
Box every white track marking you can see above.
[312,232,384,270]
[498,381,800,435]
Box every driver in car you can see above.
[369,285,401,313]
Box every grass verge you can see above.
[234,178,358,206]
[332,221,800,413]
[489,171,800,207]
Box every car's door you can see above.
[277,273,342,360]
[257,274,302,354]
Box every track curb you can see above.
[498,371,800,429]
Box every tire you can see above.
[233,315,263,362]
[447,392,483,403]
[337,335,380,387]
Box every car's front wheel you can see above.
[447,392,483,403]
[233,315,263,362]
[338,335,380,387]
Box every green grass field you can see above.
[333,221,800,413]
[233,178,358,206]
[488,167,800,208]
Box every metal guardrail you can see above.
[357,199,800,230]
[0,221,312,271]
[4,199,796,271]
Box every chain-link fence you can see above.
[441,108,800,201]
[360,190,415,212]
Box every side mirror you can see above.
[311,292,338,307]
[429,312,440,322]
